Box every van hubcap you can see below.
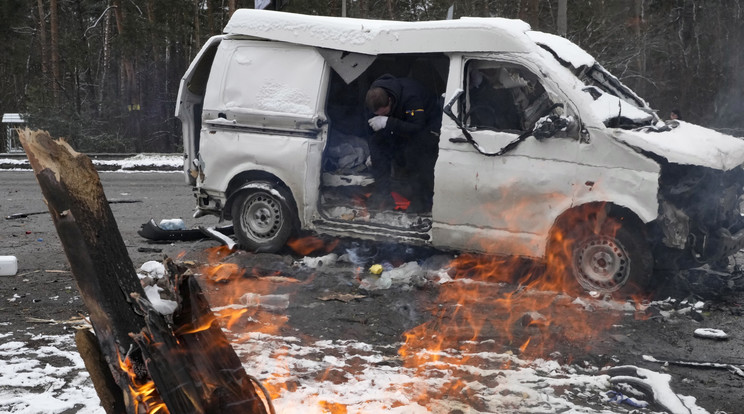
[242,194,281,239]
[573,236,630,292]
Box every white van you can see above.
[176,9,744,294]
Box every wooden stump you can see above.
[19,129,270,414]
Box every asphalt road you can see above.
[2,169,744,413]
[1,170,221,320]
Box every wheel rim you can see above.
[240,193,282,241]
[573,235,630,292]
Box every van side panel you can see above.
[198,40,328,220]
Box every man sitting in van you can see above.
[365,74,442,213]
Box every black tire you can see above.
[231,184,295,253]
[547,210,653,296]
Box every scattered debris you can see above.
[5,199,141,220]
[25,316,89,326]
[0,255,18,276]
[317,293,366,303]
[158,218,186,230]
[299,253,338,269]
[643,355,744,378]
[240,293,290,311]
[693,327,729,340]
[4,211,46,220]
[260,276,301,284]
[199,226,237,250]
[605,365,698,414]
[138,218,233,241]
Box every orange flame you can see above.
[396,202,655,406]
[288,235,339,256]
[117,349,169,414]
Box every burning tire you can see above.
[547,207,653,295]
[231,183,295,253]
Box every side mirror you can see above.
[533,114,574,140]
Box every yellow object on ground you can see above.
[369,264,383,275]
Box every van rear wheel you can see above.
[231,184,294,253]
[547,211,653,296]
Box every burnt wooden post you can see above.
[19,129,269,414]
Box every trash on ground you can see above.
[300,253,338,268]
[199,226,237,250]
[643,354,744,378]
[239,293,290,311]
[138,218,234,242]
[317,293,366,303]
[136,260,177,314]
[0,255,18,276]
[693,327,729,340]
[158,218,186,230]
[360,261,428,290]
[605,365,697,414]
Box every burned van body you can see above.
[176,10,744,294]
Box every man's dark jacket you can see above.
[370,74,442,138]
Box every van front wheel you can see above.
[547,213,653,296]
[231,185,294,253]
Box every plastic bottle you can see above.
[240,293,290,311]
[0,256,18,276]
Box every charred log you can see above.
[19,129,269,414]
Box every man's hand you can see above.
[368,116,388,131]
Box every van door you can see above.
[198,40,328,224]
[176,35,223,185]
[432,56,581,258]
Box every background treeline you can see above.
[0,0,742,153]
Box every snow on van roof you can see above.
[224,9,534,55]
[525,30,595,68]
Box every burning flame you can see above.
[117,349,168,414]
[397,202,652,406]
[188,203,653,411]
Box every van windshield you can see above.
[528,31,660,129]
[579,63,658,128]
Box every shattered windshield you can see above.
[579,64,657,128]
[528,31,660,129]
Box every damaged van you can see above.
[176,9,744,295]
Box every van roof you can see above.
[224,9,535,55]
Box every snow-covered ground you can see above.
[0,301,711,414]
[0,153,183,172]
[0,257,714,414]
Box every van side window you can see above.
[465,61,552,132]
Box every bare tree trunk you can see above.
[194,0,201,49]
[50,0,60,101]
[633,0,647,96]
[97,8,112,115]
[207,0,215,35]
[112,0,143,150]
[557,0,567,36]
[386,0,394,19]
[229,0,237,17]
[36,0,49,81]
